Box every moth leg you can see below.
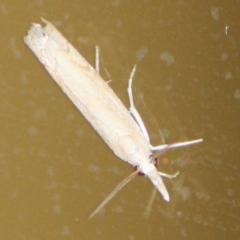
[127,67,203,152]
[158,171,179,178]
[127,65,151,142]
[143,188,157,219]
[150,138,203,152]
[88,169,140,219]
[95,46,100,73]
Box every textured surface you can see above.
[0,1,239,239]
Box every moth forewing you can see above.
[24,19,151,165]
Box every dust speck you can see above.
[234,89,240,99]
[211,7,220,21]
[52,204,62,214]
[160,51,175,66]
[27,126,37,137]
[88,162,101,173]
[61,225,71,236]
[225,71,233,80]
[136,47,148,62]
[221,52,228,61]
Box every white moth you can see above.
[24,19,203,218]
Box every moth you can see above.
[24,19,203,218]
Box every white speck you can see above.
[66,113,75,120]
[27,126,37,136]
[50,194,61,201]
[10,37,22,60]
[52,204,62,214]
[225,71,233,80]
[194,215,203,223]
[225,24,230,35]
[116,19,122,27]
[48,181,58,190]
[161,128,171,139]
[221,52,228,61]
[110,166,122,175]
[61,225,71,236]
[13,146,24,155]
[164,85,172,92]
[112,205,123,213]
[129,235,135,240]
[180,228,188,237]
[234,89,240,99]
[1,4,8,15]
[160,51,175,66]
[112,0,120,7]
[180,187,191,201]
[88,162,101,173]
[76,128,84,136]
[195,191,210,200]
[20,72,29,86]
[227,189,233,196]
[211,7,220,21]
[136,47,148,62]
[47,167,56,178]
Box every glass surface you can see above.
[0,0,239,239]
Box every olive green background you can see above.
[0,1,239,239]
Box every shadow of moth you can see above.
[24,19,203,218]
